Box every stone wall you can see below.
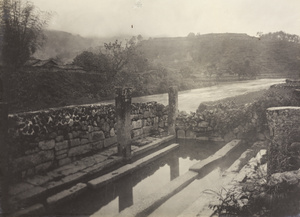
[266,107,300,175]
[7,102,168,179]
[176,104,267,142]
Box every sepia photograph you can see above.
[1,0,300,216]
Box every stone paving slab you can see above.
[189,139,241,172]
[8,135,176,215]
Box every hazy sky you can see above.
[30,0,300,38]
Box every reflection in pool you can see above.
[51,139,224,217]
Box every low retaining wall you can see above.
[176,105,267,142]
[8,102,168,180]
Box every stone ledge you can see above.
[46,183,87,208]
[132,135,175,156]
[8,203,45,217]
[189,139,241,172]
[88,143,179,189]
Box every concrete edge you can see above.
[88,143,179,189]
[116,171,199,217]
[189,139,242,172]
[132,135,175,156]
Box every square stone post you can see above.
[115,88,132,160]
[168,86,178,135]
[266,107,300,176]
[0,102,9,212]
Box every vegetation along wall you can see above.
[176,82,300,143]
[7,102,168,180]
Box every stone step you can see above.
[46,183,87,209]
[7,135,175,215]
[88,143,179,189]
[189,139,242,172]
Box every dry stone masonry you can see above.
[266,106,300,175]
[7,102,168,180]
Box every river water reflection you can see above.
[99,79,284,112]
[51,140,224,216]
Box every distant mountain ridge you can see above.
[35,30,300,77]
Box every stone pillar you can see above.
[266,107,300,176]
[116,88,132,160]
[0,102,9,211]
[168,86,178,135]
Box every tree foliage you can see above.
[260,31,300,43]
[73,36,148,81]
[0,0,51,69]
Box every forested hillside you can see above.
[2,30,300,112]
[36,31,300,78]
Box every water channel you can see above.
[50,140,226,216]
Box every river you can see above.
[100,78,285,112]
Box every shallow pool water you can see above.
[51,139,224,216]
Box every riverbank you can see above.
[202,89,268,106]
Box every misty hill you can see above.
[34,30,133,63]
[139,33,300,76]
[36,31,300,77]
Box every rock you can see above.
[132,120,143,129]
[39,140,55,150]
[144,111,150,118]
[268,173,284,186]
[101,122,110,132]
[282,172,299,185]
[55,135,64,142]
[104,136,117,148]
[88,126,94,132]
[55,141,69,151]
[290,142,300,151]
[110,128,115,137]
[80,138,89,145]
[91,131,105,141]
[132,129,143,138]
